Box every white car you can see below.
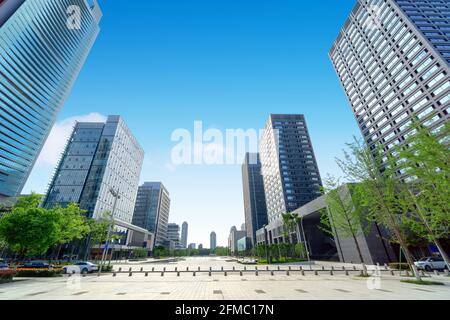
[414,256,447,271]
[63,262,99,275]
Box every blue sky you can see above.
[24,0,361,247]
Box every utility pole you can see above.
[98,188,120,276]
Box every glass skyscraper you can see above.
[181,221,188,248]
[0,0,102,198]
[260,114,323,224]
[43,115,144,225]
[330,0,449,159]
[132,182,171,247]
[241,153,268,246]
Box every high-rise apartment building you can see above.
[330,0,449,156]
[43,116,144,224]
[242,153,268,246]
[210,231,217,250]
[260,114,323,224]
[132,182,171,247]
[0,0,102,199]
[181,222,188,248]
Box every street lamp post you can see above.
[98,188,120,276]
[263,224,270,264]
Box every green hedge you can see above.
[15,269,63,278]
[389,263,411,270]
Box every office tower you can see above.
[0,0,102,199]
[228,226,246,254]
[131,182,171,247]
[181,222,188,248]
[242,153,268,246]
[188,243,196,249]
[210,232,217,250]
[43,116,144,224]
[198,244,203,250]
[260,114,323,224]
[330,0,449,156]
[167,223,182,249]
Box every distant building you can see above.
[242,153,268,246]
[181,222,188,248]
[0,0,102,199]
[210,232,217,250]
[228,226,246,254]
[188,243,196,250]
[198,244,203,250]
[132,182,171,248]
[168,223,183,249]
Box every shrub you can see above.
[15,268,63,277]
[389,263,411,270]
[0,270,15,283]
[100,265,113,273]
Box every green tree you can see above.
[281,212,297,244]
[0,206,62,258]
[14,193,42,209]
[396,121,450,269]
[337,138,422,280]
[319,175,369,264]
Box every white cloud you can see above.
[35,113,107,167]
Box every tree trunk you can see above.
[435,239,450,270]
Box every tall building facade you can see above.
[242,153,268,246]
[132,182,171,247]
[210,231,217,250]
[181,221,188,248]
[260,114,323,224]
[167,223,182,249]
[43,116,144,224]
[330,0,449,157]
[0,0,102,198]
[228,226,246,254]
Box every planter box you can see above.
[0,269,15,283]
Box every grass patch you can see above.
[401,279,445,286]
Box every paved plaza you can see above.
[1,257,449,300]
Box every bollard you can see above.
[240,271,243,276]
[286,270,290,276]
[300,266,303,271]
[391,270,395,276]
[186,267,189,271]
[129,267,132,272]
[345,270,349,276]
[271,271,274,276]
[434,270,439,276]
[266,266,269,271]
[163,267,166,272]
[322,266,325,271]
[193,272,196,277]
[129,272,133,277]
[342,266,345,271]
[152,267,154,272]
[331,266,334,271]
[289,266,291,271]
[314,270,318,276]
[360,270,364,277]
[177,272,180,277]
[140,267,143,272]
[384,263,388,270]
[277,266,280,271]
[118,267,122,272]
[353,266,357,271]
[210,267,212,271]
[161,272,164,277]
[209,271,212,277]
[233,266,235,271]
[255,271,259,276]
[244,267,247,271]
[330,270,334,276]
[198,267,200,271]
[301,270,305,276]
[255,266,258,271]
[145,272,148,277]
[421,271,425,277]
[113,272,116,277]
[221,267,224,271]
[224,271,227,276]
[175,267,177,272]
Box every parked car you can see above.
[63,262,98,275]
[17,261,52,269]
[0,260,9,269]
[414,256,448,271]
